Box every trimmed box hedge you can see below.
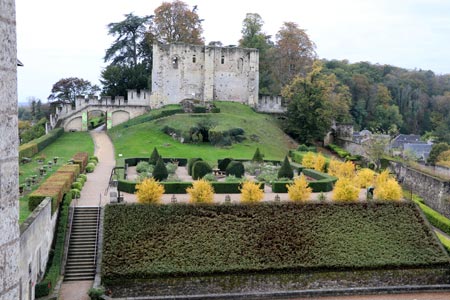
[124,157,188,167]
[28,163,80,212]
[118,180,264,194]
[73,152,89,172]
[272,169,337,193]
[102,202,450,281]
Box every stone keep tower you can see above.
[0,0,20,299]
[151,42,259,107]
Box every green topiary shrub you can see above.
[71,182,82,190]
[86,162,95,173]
[71,188,81,198]
[76,176,86,185]
[149,147,161,165]
[218,158,233,171]
[226,161,245,178]
[35,282,50,298]
[202,173,217,182]
[252,147,264,163]
[78,174,87,181]
[88,287,105,300]
[89,155,99,163]
[188,158,203,176]
[89,159,98,165]
[192,161,213,180]
[152,158,168,181]
[278,156,294,179]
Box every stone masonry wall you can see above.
[151,43,259,107]
[0,0,20,299]
[19,198,57,300]
[390,162,450,218]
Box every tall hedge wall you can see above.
[19,128,64,159]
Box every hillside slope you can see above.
[109,102,295,163]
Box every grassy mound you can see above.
[102,202,449,281]
[108,102,294,163]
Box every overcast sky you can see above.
[15,0,450,103]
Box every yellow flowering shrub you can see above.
[332,178,359,202]
[374,170,402,201]
[240,181,264,203]
[327,160,355,179]
[301,152,316,169]
[314,153,326,172]
[356,168,376,188]
[186,179,214,203]
[135,178,165,204]
[287,174,312,202]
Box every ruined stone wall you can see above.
[151,43,259,107]
[256,95,286,113]
[19,198,57,300]
[0,0,20,298]
[390,162,450,218]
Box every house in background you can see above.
[390,134,432,162]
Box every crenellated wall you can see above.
[0,0,21,298]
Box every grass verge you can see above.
[19,132,94,223]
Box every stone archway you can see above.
[111,110,131,127]
[65,116,83,131]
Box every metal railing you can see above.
[61,195,77,275]
[93,193,101,264]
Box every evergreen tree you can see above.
[278,156,293,179]
[252,147,264,163]
[149,147,161,165]
[152,158,168,181]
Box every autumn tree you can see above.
[356,168,376,188]
[272,22,316,92]
[48,77,100,106]
[149,0,204,45]
[283,62,351,144]
[427,142,450,165]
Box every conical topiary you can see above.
[149,147,161,165]
[278,156,293,179]
[252,147,264,163]
[152,158,168,181]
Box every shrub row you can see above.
[28,164,80,212]
[34,192,71,297]
[327,144,351,158]
[102,202,448,281]
[118,180,264,194]
[19,128,64,159]
[414,200,450,236]
[121,107,184,129]
[124,157,188,167]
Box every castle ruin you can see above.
[150,43,259,107]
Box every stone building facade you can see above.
[0,0,20,299]
[151,43,259,107]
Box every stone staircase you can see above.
[64,206,100,281]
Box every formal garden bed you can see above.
[102,202,450,297]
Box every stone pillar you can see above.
[203,47,215,101]
[0,0,21,299]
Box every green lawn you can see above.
[109,102,295,165]
[19,132,94,223]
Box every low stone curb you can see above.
[111,284,450,300]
